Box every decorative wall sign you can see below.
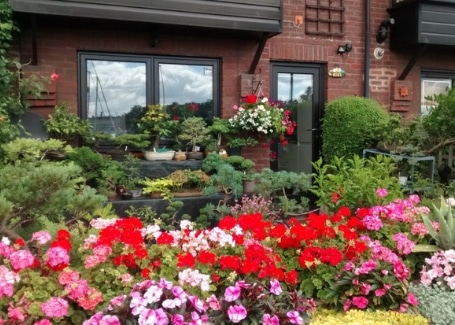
[328,67,346,78]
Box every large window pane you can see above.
[86,60,146,136]
[158,63,214,122]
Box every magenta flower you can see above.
[34,319,52,325]
[352,296,368,309]
[172,314,185,325]
[227,305,247,323]
[224,286,241,302]
[407,293,418,306]
[99,315,120,325]
[41,297,69,318]
[376,188,388,198]
[0,265,20,298]
[263,314,280,325]
[270,279,282,295]
[45,246,70,267]
[287,310,303,324]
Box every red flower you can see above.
[51,239,72,251]
[212,273,220,283]
[197,250,216,265]
[244,94,257,104]
[141,268,150,279]
[177,252,196,268]
[14,238,25,247]
[320,247,343,266]
[218,216,237,230]
[156,232,174,245]
[218,255,241,271]
[331,192,341,203]
[57,229,71,241]
[284,270,299,286]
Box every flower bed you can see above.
[0,193,451,324]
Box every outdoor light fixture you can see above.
[376,18,395,43]
[336,43,352,56]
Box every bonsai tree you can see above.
[138,104,179,149]
[111,133,151,151]
[178,117,212,152]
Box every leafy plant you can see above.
[140,177,176,200]
[111,133,150,151]
[421,197,455,250]
[44,103,93,141]
[311,155,404,212]
[1,138,68,163]
[321,96,389,162]
[138,104,180,148]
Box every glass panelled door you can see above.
[271,63,325,174]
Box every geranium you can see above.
[228,94,296,145]
[420,249,455,290]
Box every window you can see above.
[420,70,454,114]
[79,53,219,136]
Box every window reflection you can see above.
[86,60,146,136]
[159,63,214,123]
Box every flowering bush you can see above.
[0,192,436,323]
[420,249,455,290]
[228,94,296,146]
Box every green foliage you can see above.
[203,164,243,203]
[311,155,404,211]
[111,133,150,150]
[410,283,455,325]
[1,137,68,163]
[65,146,105,185]
[156,200,191,231]
[421,197,455,250]
[226,136,258,149]
[124,205,157,225]
[138,104,180,148]
[321,96,389,162]
[44,103,93,141]
[0,161,104,239]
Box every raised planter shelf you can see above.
[138,159,203,179]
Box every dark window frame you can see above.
[78,52,221,122]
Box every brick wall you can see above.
[11,0,455,170]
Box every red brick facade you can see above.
[11,0,455,169]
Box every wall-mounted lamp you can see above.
[337,43,352,56]
[376,18,395,43]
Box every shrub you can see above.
[311,308,429,325]
[322,96,389,162]
[410,283,455,325]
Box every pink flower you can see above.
[224,285,241,302]
[355,260,377,275]
[9,250,35,270]
[50,72,59,81]
[263,314,280,325]
[228,305,247,323]
[376,188,388,198]
[374,288,387,297]
[99,315,120,325]
[287,311,303,324]
[407,293,418,306]
[352,296,368,309]
[41,297,68,318]
[343,298,352,311]
[270,279,282,295]
[32,231,52,245]
[58,269,80,285]
[399,303,409,312]
[206,295,220,310]
[359,283,371,295]
[45,246,70,267]
[0,266,20,298]
[34,320,52,325]
[172,315,184,325]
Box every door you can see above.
[270,63,325,174]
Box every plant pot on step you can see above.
[144,150,175,161]
[186,151,204,160]
[242,179,256,194]
[129,188,143,198]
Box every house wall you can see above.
[11,0,455,169]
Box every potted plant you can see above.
[111,133,151,158]
[226,136,258,156]
[97,158,127,200]
[140,177,176,200]
[139,104,180,160]
[225,155,257,193]
[178,117,212,159]
[166,169,210,197]
[122,154,143,198]
[207,117,231,152]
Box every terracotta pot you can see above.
[242,179,256,194]
[186,151,204,160]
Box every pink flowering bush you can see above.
[84,278,315,325]
[420,249,455,290]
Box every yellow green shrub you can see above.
[310,308,430,325]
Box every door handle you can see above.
[306,128,319,131]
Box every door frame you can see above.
[270,62,326,172]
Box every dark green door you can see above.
[270,63,325,174]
